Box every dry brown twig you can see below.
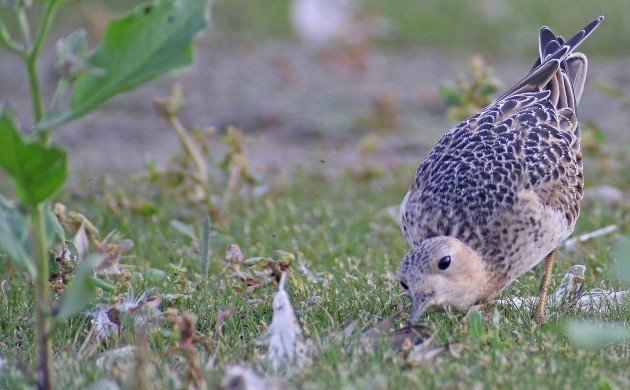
[165,310,212,389]
[152,84,264,223]
[154,83,208,190]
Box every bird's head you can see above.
[398,236,491,323]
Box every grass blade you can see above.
[201,216,211,277]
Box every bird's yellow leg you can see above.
[537,248,558,324]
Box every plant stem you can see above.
[27,56,45,124]
[167,115,209,184]
[31,1,59,63]
[16,6,32,50]
[24,3,61,389]
[0,18,25,55]
[24,0,60,142]
[30,203,52,390]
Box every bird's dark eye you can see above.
[400,281,409,290]
[438,255,451,270]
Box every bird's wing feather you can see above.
[500,16,603,111]
[401,18,602,251]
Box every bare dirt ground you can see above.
[1,35,628,179]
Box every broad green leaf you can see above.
[47,208,66,243]
[55,254,102,323]
[38,0,209,129]
[0,197,64,278]
[0,112,67,206]
[0,196,35,278]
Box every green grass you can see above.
[209,0,630,57]
[364,0,630,57]
[6,0,628,58]
[0,162,627,388]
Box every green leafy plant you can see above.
[439,55,502,122]
[138,82,266,221]
[0,1,209,388]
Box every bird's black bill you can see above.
[410,292,433,324]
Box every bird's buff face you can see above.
[398,236,491,323]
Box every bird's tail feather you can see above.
[497,16,603,112]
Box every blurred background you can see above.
[1,0,628,179]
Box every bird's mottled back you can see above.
[400,17,603,281]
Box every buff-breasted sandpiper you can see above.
[398,17,603,323]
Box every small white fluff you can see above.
[266,273,306,371]
[72,223,90,260]
[95,345,136,371]
[221,365,277,390]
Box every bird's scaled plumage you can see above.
[398,17,603,321]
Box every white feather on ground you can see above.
[90,292,163,340]
[95,345,136,372]
[72,223,90,260]
[496,265,628,315]
[266,273,307,371]
[220,365,278,390]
